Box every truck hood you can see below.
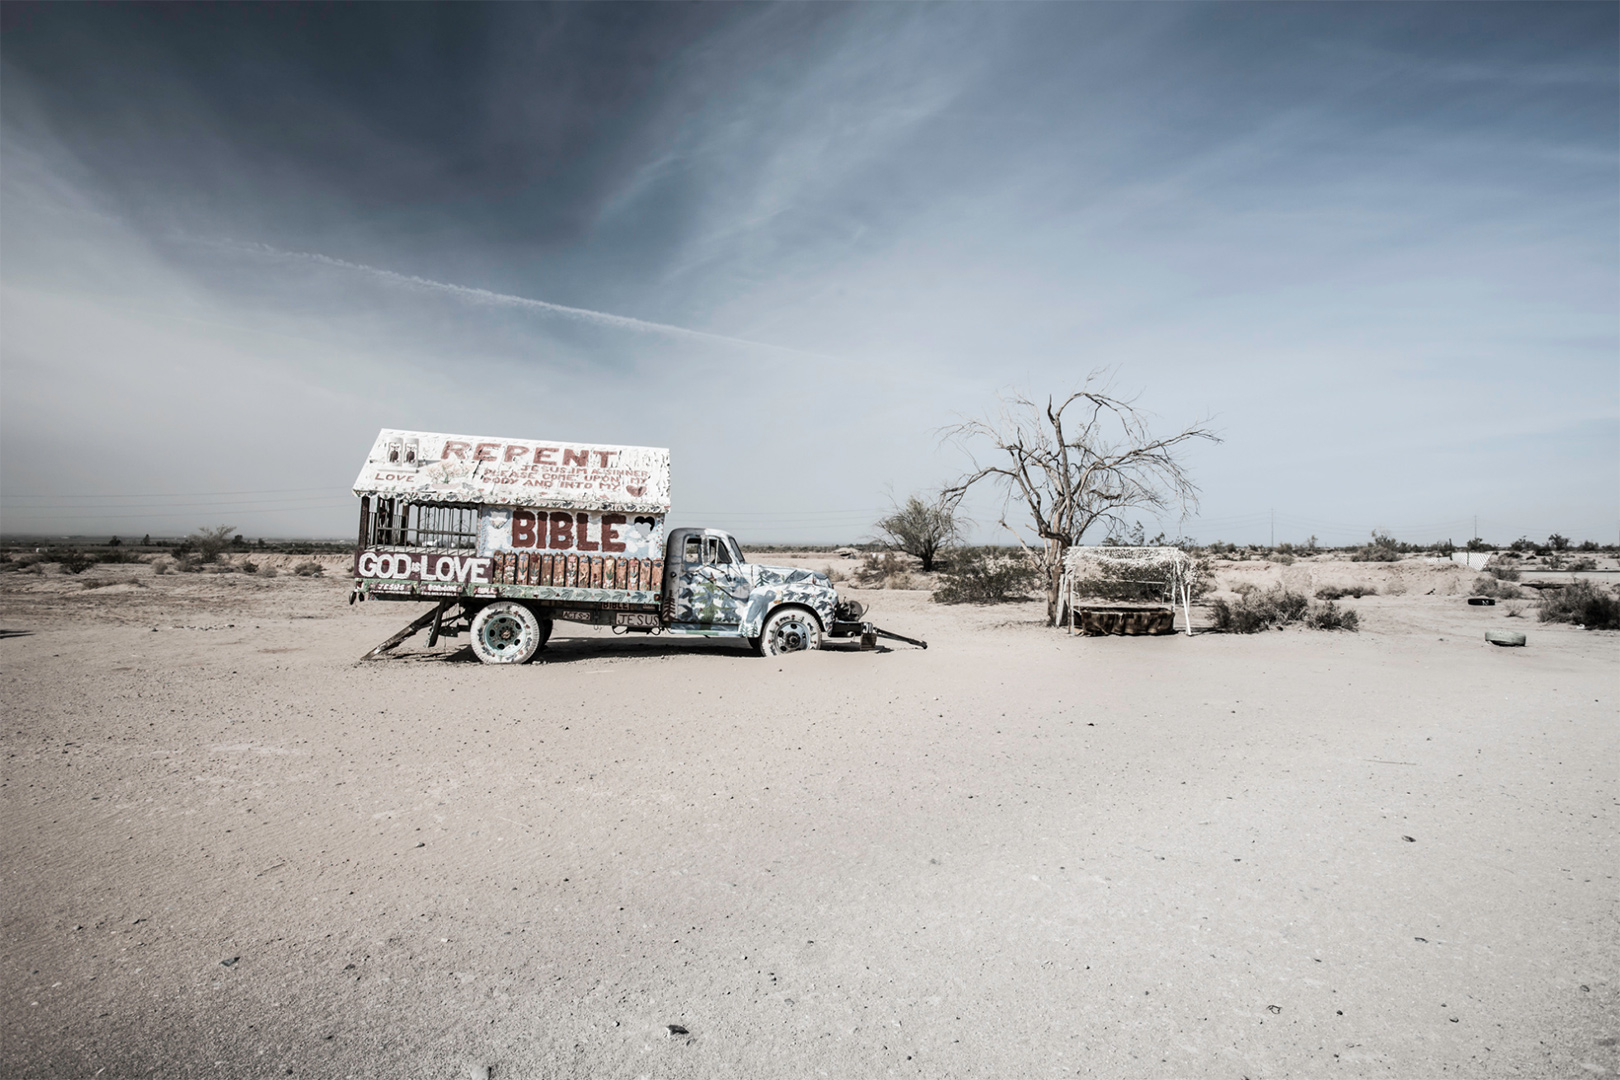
[740,563,832,589]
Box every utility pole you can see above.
[1270,508,1274,548]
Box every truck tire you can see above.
[757,606,821,657]
[470,601,544,664]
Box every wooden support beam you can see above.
[360,602,452,662]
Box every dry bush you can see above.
[1472,575,1524,600]
[1315,585,1377,600]
[190,525,236,564]
[855,552,909,586]
[874,495,957,572]
[293,560,324,578]
[53,549,96,575]
[1538,581,1620,630]
[932,549,1040,604]
[1210,587,1356,633]
[259,565,279,579]
[80,576,144,590]
[1304,600,1358,631]
[1349,532,1402,562]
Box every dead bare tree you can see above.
[941,381,1218,624]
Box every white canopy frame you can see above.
[1059,546,1200,636]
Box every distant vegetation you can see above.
[0,528,350,576]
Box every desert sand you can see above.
[2,554,1615,1078]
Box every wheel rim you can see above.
[771,616,812,653]
[481,613,528,656]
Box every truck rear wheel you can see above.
[470,601,544,664]
[757,606,821,657]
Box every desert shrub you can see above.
[1273,553,1295,566]
[240,560,258,574]
[1210,587,1349,633]
[259,565,278,579]
[54,549,95,575]
[1568,558,1597,572]
[292,560,324,577]
[886,572,917,590]
[1486,564,1521,581]
[855,551,909,586]
[1304,600,1359,631]
[874,495,957,572]
[1350,531,1402,562]
[932,549,1039,604]
[152,561,172,576]
[1315,585,1377,600]
[1471,575,1524,600]
[190,525,236,564]
[1537,581,1620,630]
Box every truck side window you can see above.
[684,536,704,568]
[706,536,730,565]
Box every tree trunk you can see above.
[1044,540,1067,625]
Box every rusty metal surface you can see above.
[353,429,670,514]
[1078,606,1176,636]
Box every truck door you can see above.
[670,530,751,628]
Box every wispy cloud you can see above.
[207,239,834,361]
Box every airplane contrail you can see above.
[211,239,831,360]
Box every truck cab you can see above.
[662,527,853,653]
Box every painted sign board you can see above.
[353,429,670,514]
[354,547,663,606]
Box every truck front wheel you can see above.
[470,601,544,664]
[757,606,821,657]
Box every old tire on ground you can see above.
[1485,629,1527,647]
[470,602,544,664]
[757,606,821,657]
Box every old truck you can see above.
[351,429,922,663]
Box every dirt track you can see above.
[2,560,1615,1078]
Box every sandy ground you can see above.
[1,556,1615,1079]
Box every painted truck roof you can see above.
[353,429,671,513]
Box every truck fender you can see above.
[739,593,825,639]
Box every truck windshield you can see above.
[727,538,746,564]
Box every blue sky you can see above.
[2,3,1614,545]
